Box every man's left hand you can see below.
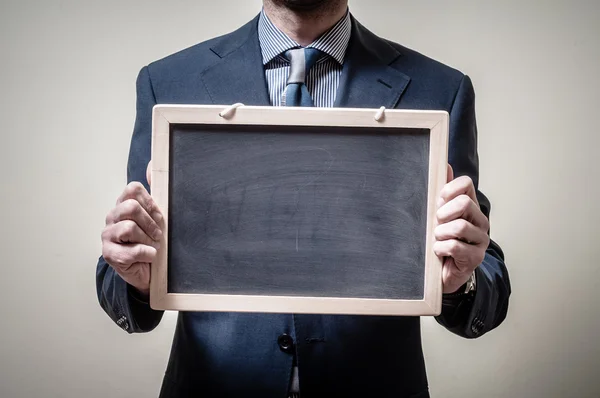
[434,165,490,294]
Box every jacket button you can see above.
[277,334,294,353]
[471,318,484,335]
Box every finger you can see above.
[439,175,478,206]
[433,240,473,273]
[146,161,152,186]
[434,219,489,245]
[446,164,454,183]
[437,194,490,230]
[108,199,162,241]
[122,263,151,296]
[442,261,473,294]
[116,181,162,225]
[103,242,157,270]
[107,220,160,249]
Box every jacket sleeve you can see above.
[96,66,164,333]
[434,75,511,338]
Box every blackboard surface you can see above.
[167,124,430,300]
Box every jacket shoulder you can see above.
[145,17,258,90]
[385,39,468,110]
[393,40,464,84]
[148,37,221,76]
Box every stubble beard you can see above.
[267,0,345,17]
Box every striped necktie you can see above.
[283,48,323,107]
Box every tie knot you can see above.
[284,48,323,84]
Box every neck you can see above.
[263,1,348,46]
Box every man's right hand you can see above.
[101,179,163,299]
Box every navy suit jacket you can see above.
[96,15,511,398]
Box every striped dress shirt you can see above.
[258,9,352,107]
[257,10,352,396]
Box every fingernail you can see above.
[153,229,163,241]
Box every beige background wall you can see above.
[1,0,599,397]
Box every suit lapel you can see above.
[199,15,409,109]
[201,16,271,106]
[335,17,410,109]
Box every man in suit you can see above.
[97,0,511,397]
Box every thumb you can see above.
[146,161,152,186]
[446,164,454,183]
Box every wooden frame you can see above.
[150,105,449,316]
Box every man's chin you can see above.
[279,0,329,11]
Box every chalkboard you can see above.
[150,105,448,316]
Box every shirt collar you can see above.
[258,8,352,66]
